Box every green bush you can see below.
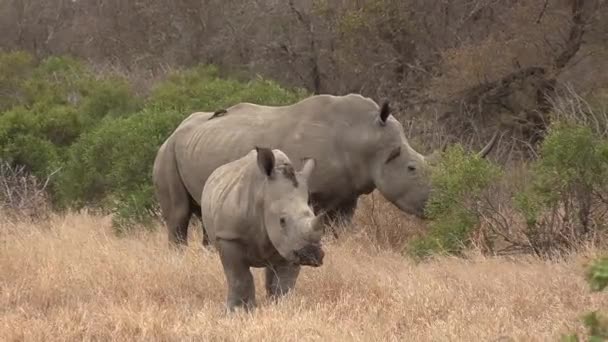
[108,184,159,235]
[407,145,502,260]
[0,51,141,186]
[0,51,35,111]
[147,65,306,113]
[1,50,308,233]
[514,121,608,255]
[55,65,307,232]
[588,257,608,292]
[562,256,608,342]
[55,108,185,209]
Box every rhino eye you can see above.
[408,165,416,171]
[279,217,287,228]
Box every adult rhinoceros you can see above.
[201,146,324,311]
[152,93,498,246]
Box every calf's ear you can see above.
[379,101,390,125]
[255,146,275,177]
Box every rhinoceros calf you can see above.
[200,146,324,312]
[153,93,498,247]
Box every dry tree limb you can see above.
[0,161,60,222]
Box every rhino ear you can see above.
[255,146,275,177]
[379,101,390,126]
[299,157,316,181]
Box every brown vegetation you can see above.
[0,161,56,223]
[1,1,608,339]
[2,0,606,153]
[1,201,607,341]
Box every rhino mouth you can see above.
[294,243,325,267]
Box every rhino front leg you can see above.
[265,264,301,300]
[218,240,256,312]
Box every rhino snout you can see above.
[294,244,325,267]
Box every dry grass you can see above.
[1,200,607,342]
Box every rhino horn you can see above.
[477,131,501,159]
[299,157,316,181]
[311,213,325,232]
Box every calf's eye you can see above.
[279,217,287,228]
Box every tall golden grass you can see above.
[1,195,607,341]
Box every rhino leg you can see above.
[218,240,256,312]
[189,200,210,247]
[265,264,301,299]
[157,186,191,247]
[154,142,194,247]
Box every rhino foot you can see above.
[219,240,257,313]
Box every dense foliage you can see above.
[515,122,608,255]
[407,145,502,260]
[0,51,308,231]
[562,256,608,342]
[408,118,608,260]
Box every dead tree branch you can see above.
[287,0,322,94]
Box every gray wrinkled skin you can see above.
[201,147,324,312]
[152,93,497,246]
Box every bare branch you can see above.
[554,0,587,70]
[536,0,550,24]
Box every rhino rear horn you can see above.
[255,146,275,177]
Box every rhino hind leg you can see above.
[265,264,301,299]
[167,204,191,246]
[156,168,208,248]
[157,182,191,247]
[154,142,195,247]
[218,240,257,312]
[189,197,210,247]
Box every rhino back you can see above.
[200,151,267,245]
[175,94,381,207]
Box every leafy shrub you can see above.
[58,67,307,232]
[0,51,35,111]
[55,108,184,209]
[147,65,307,113]
[562,256,608,342]
[514,121,608,256]
[1,50,308,232]
[0,51,141,188]
[407,145,502,260]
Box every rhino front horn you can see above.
[312,214,324,232]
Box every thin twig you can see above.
[536,0,550,24]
